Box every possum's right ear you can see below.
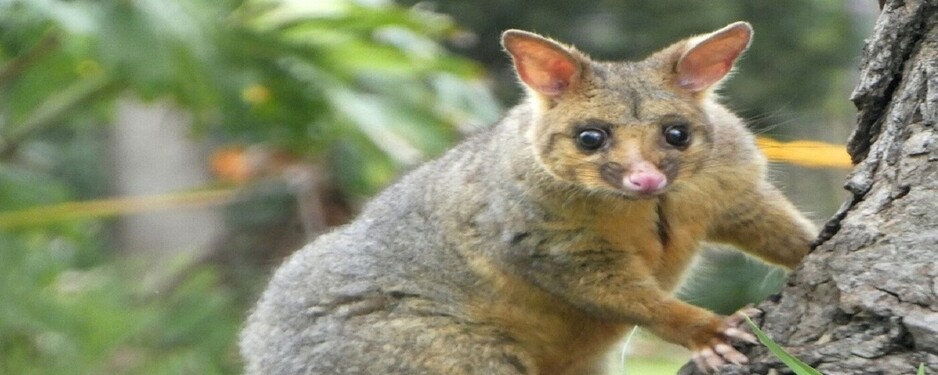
[674,22,752,93]
[502,30,584,99]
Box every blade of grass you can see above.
[919,363,925,375]
[744,316,822,375]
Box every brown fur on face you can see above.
[527,47,716,199]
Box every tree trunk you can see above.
[111,98,222,265]
[682,1,938,374]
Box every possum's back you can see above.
[238,142,498,374]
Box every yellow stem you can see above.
[0,188,236,229]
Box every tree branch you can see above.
[0,74,121,159]
[0,29,61,89]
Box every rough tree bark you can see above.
[680,1,938,374]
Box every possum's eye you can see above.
[663,124,691,149]
[576,128,608,151]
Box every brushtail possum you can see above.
[240,21,817,374]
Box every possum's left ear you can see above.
[674,22,752,93]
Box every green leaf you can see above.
[744,316,822,375]
[919,363,926,375]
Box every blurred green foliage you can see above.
[1,0,497,373]
[0,0,499,197]
[1,229,240,374]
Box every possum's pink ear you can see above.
[502,30,583,98]
[675,22,752,92]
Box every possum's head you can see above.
[502,22,752,199]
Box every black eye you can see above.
[576,128,607,151]
[663,124,691,148]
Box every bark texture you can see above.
[682,1,938,374]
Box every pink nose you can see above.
[624,172,666,193]
[622,161,667,194]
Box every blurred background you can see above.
[0,0,874,373]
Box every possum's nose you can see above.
[624,173,666,194]
[623,161,667,195]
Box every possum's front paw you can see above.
[691,306,761,373]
